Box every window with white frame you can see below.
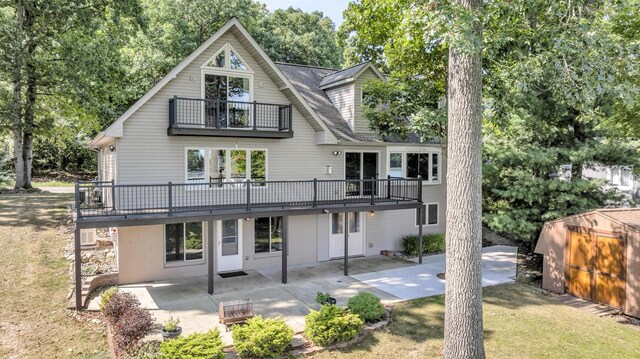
[389,151,440,183]
[165,222,204,262]
[254,217,283,253]
[201,43,253,128]
[610,166,633,188]
[416,203,439,226]
[186,148,266,186]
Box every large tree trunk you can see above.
[444,0,485,358]
[12,0,25,189]
[21,2,36,189]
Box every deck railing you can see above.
[75,177,423,219]
[169,96,292,131]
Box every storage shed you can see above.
[535,208,640,317]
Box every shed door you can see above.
[567,230,625,310]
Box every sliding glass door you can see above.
[345,152,378,196]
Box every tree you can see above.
[444,0,485,357]
[0,0,144,188]
[257,7,342,68]
[342,0,640,244]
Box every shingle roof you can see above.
[318,62,369,88]
[597,208,640,229]
[276,62,434,144]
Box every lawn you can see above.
[32,180,74,187]
[0,192,109,358]
[314,284,640,359]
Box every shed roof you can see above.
[596,208,640,230]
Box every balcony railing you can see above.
[168,97,292,137]
[75,178,423,220]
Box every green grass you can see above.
[31,180,74,187]
[312,284,640,358]
[0,192,109,358]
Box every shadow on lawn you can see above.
[0,192,72,230]
[327,283,553,356]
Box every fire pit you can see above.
[218,299,254,330]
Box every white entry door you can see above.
[329,212,364,258]
[217,219,243,272]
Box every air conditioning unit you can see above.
[80,229,97,247]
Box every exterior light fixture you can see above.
[369,211,375,216]
[322,209,330,214]
[108,144,116,152]
[333,151,341,156]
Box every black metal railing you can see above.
[169,96,292,131]
[75,177,423,219]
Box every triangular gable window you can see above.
[230,50,247,71]
[202,44,252,72]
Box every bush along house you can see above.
[72,18,446,309]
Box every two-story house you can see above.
[72,18,446,309]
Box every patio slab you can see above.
[99,256,413,345]
[351,245,518,300]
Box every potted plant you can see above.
[315,291,337,306]
[160,316,182,340]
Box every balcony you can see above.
[74,178,423,225]
[168,96,293,138]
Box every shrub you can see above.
[304,305,363,346]
[124,341,161,359]
[347,292,384,322]
[99,287,119,312]
[102,292,140,325]
[402,233,446,256]
[232,316,293,358]
[425,233,446,253]
[160,330,224,359]
[112,306,155,355]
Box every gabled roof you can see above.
[92,17,337,146]
[318,62,385,89]
[277,62,382,143]
[276,62,431,144]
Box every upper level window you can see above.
[202,43,251,72]
[390,150,440,183]
[187,148,266,186]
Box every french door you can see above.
[345,152,378,196]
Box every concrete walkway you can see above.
[352,245,518,300]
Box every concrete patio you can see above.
[89,245,517,345]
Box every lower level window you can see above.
[255,217,283,253]
[166,222,204,262]
[416,203,439,226]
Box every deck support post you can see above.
[208,219,215,295]
[344,212,349,276]
[418,205,423,264]
[74,226,82,310]
[282,216,288,284]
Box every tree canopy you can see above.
[342,0,640,242]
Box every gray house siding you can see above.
[325,84,355,130]
[353,68,380,134]
[117,31,340,185]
